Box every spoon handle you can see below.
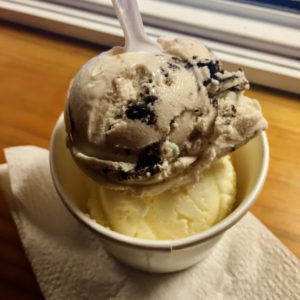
[112,0,161,52]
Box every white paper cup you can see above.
[50,114,269,273]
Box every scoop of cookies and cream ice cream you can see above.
[65,37,267,196]
[87,155,236,240]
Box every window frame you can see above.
[1,0,299,93]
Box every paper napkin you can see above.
[0,146,299,300]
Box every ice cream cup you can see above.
[50,114,269,273]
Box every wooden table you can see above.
[0,21,299,299]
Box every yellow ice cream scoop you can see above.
[87,155,236,240]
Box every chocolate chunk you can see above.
[192,55,198,60]
[183,60,193,69]
[135,142,162,174]
[221,104,237,118]
[188,129,200,141]
[170,57,195,70]
[171,57,194,69]
[125,103,156,125]
[160,67,169,77]
[143,95,157,104]
[171,56,182,63]
[126,103,150,119]
[231,105,237,114]
[164,77,173,86]
[125,94,157,125]
[107,124,113,132]
[119,143,162,180]
[229,87,238,92]
[210,98,218,108]
[197,60,220,78]
[120,171,131,180]
[203,79,211,87]
[167,62,180,70]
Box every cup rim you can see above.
[50,114,269,251]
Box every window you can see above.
[1,0,299,93]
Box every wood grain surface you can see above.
[0,21,299,299]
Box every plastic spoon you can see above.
[112,0,162,52]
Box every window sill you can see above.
[1,0,299,94]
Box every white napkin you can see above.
[1,146,299,300]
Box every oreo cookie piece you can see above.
[125,103,156,125]
[135,142,162,175]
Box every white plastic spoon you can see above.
[112,0,162,52]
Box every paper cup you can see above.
[50,114,269,273]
